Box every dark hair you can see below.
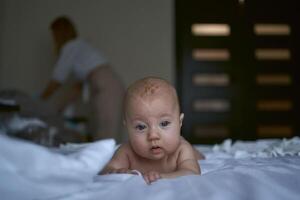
[50,16,77,39]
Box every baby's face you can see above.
[124,92,183,160]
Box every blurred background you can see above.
[0,0,299,144]
[0,0,173,92]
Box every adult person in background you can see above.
[41,16,124,142]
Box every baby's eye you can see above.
[135,124,146,131]
[160,121,170,127]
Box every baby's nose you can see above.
[148,127,160,140]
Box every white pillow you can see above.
[0,134,115,200]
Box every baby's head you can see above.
[124,77,180,115]
[123,77,184,160]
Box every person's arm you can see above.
[161,159,200,178]
[41,79,62,100]
[42,40,76,100]
[100,144,131,174]
[162,142,200,178]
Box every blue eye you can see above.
[160,121,170,127]
[135,124,146,131]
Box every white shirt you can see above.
[52,38,108,82]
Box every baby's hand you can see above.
[142,171,161,184]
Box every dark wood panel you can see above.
[176,0,300,144]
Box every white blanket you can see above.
[1,135,300,200]
[0,134,115,200]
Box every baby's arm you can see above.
[143,142,200,184]
[161,142,201,179]
[100,144,131,174]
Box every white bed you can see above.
[1,134,300,200]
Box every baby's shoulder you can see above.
[116,143,134,155]
[177,137,195,156]
[179,137,193,148]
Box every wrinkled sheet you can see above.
[201,137,300,159]
[1,135,300,200]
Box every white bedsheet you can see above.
[0,134,115,200]
[1,135,300,200]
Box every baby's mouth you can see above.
[150,146,162,154]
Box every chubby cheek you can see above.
[162,127,181,153]
[164,134,181,153]
[129,134,149,155]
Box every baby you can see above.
[101,77,201,184]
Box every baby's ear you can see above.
[179,113,184,127]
